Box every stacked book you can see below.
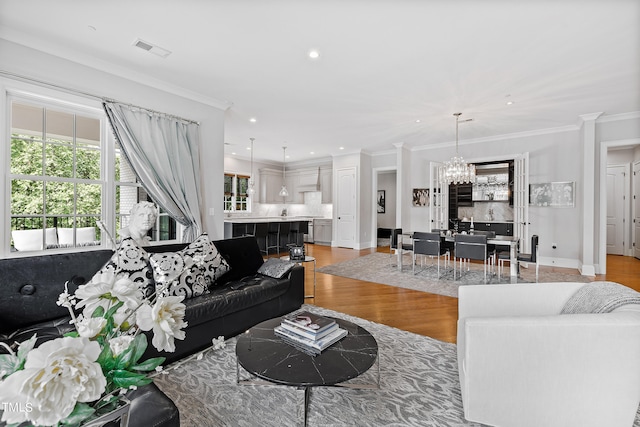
[274,310,347,355]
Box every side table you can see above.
[281,255,316,298]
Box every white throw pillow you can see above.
[57,226,96,245]
[12,228,58,251]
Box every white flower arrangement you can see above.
[0,223,189,427]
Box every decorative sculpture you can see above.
[120,201,158,246]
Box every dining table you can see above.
[397,232,520,279]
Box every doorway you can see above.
[599,139,640,273]
[374,169,396,247]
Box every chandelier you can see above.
[278,146,289,197]
[438,112,475,185]
[247,137,255,195]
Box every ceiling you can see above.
[1,0,639,165]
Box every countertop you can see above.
[458,220,514,223]
[224,216,325,223]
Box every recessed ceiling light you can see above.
[506,101,514,105]
[415,119,421,123]
[310,151,315,155]
[339,147,344,150]
[246,146,251,150]
[308,50,320,59]
[249,117,257,123]
[231,152,236,155]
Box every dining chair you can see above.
[432,229,456,253]
[412,231,450,277]
[470,230,497,266]
[390,228,413,269]
[498,234,539,281]
[454,234,495,282]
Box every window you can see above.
[224,173,250,212]
[7,93,179,253]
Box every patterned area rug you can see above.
[316,252,590,298]
[153,305,640,427]
[153,305,484,427]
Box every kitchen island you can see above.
[224,217,321,256]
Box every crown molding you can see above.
[410,124,580,152]
[596,111,640,123]
[578,112,604,123]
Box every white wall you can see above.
[0,39,227,240]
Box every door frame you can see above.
[371,166,397,248]
[598,138,640,274]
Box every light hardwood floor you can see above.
[296,244,640,344]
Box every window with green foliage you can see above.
[224,173,249,212]
[7,95,179,253]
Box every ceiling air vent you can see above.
[133,38,172,58]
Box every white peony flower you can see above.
[76,272,143,314]
[75,315,107,338]
[109,335,134,356]
[0,337,106,426]
[110,275,144,310]
[136,296,187,353]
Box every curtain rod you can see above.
[0,69,200,125]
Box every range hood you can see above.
[298,167,321,192]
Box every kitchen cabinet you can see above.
[448,182,473,220]
[313,218,332,245]
[260,166,332,204]
[259,169,284,204]
[320,167,332,203]
[459,221,514,236]
[285,174,303,204]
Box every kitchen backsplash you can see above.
[226,192,333,218]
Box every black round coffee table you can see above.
[236,315,379,425]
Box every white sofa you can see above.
[457,282,640,427]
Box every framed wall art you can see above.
[529,181,575,207]
[412,188,429,207]
[377,190,385,213]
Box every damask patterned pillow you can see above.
[150,233,231,299]
[257,258,296,279]
[91,238,155,299]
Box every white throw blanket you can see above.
[561,281,640,314]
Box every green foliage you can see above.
[10,135,102,232]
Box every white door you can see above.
[634,162,640,259]
[429,162,447,230]
[336,167,356,248]
[514,152,530,252]
[606,165,626,255]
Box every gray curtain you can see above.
[103,102,202,242]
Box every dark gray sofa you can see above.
[0,235,304,427]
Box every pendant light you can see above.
[247,137,255,195]
[278,146,289,197]
[438,113,476,185]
